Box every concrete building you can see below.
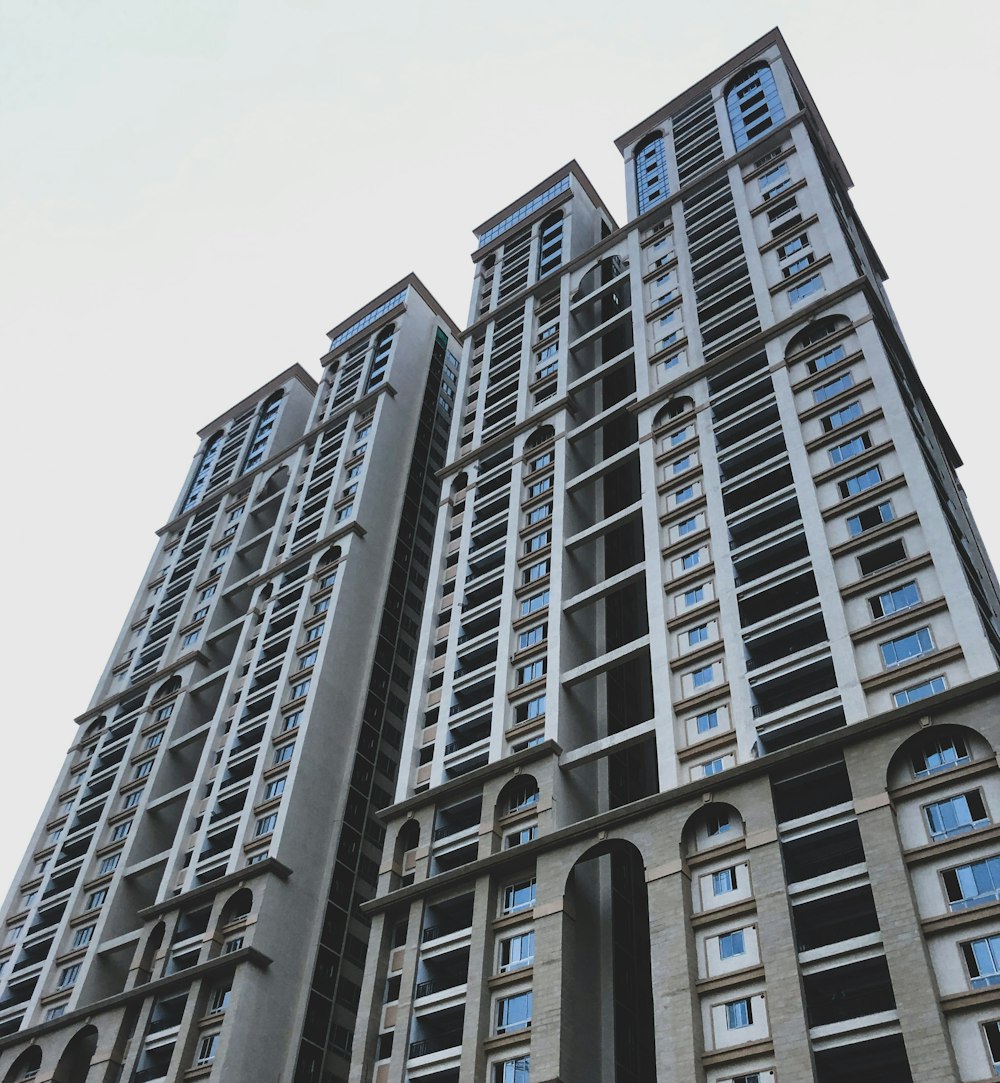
[0,276,462,1081]
[346,29,1000,1083]
[5,26,1000,1083]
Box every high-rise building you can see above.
[4,27,1000,1083]
[0,276,462,1081]
[344,29,1000,1083]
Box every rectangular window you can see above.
[516,695,546,724]
[782,254,815,278]
[57,964,80,989]
[112,821,132,841]
[839,465,882,499]
[72,925,95,948]
[264,778,286,801]
[529,452,553,472]
[496,991,533,1034]
[777,233,808,259]
[675,485,695,504]
[847,501,895,537]
[669,426,691,446]
[814,371,854,404]
[123,790,143,810]
[200,585,217,601]
[829,433,871,465]
[758,162,790,197]
[880,627,933,668]
[925,791,988,840]
[966,937,1000,990]
[684,586,705,607]
[692,664,714,688]
[518,624,547,651]
[808,343,847,374]
[290,679,312,699]
[788,275,823,304]
[677,516,698,537]
[85,889,108,910]
[672,455,692,475]
[255,813,278,837]
[499,930,535,972]
[519,591,550,618]
[335,504,353,522]
[858,539,906,576]
[495,1056,531,1083]
[144,731,164,751]
[696,710,719,733]
[944,857,1000,910]
[527,477,552,499]
[687,625,709,646]
[895,675,948,710]
[196,1034,219,1065]
[154,704,174,722]
[298,650,318,669]
[712,867,737,895]
[523,560,549,584]
[505,825,538,848]
[313,598,330,616]
[305,623,324,642]
[703,757,725,777]
[273,743,295,765]
[99,854,120,875]
[517,659,546,685]
[822,401,863,432]
[134,760,153,780]
[719,930,746,959]
[681,550,701,570]
[525,531,551,554]
[870,581,920,619]
[984,1020,1000,1071]
[182,631,199,647]
[502,879,536,915]
[209,986,232,1014]
[527,503,552,525]
[725,997,753,1029]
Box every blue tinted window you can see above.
[726,63,785,149]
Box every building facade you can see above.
[0,277,461,1081]
[5,27,1000,1083]
[346,30,1000,1083]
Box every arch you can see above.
[135,921,165,987]
[151,676,181,703]
[219,887,253,927]
[254,465,290,507]
[52,1025,98,1083]
[725,62,785,149]
[652,395,695,430]
[496,775,539,820]
[572,254,627,303]
[785,314,851,357]
[365,324,396,393]
[451,471,469,498]
[562,838,655,1080]
[241,393,284,475]
[81,715,106,742]
[537,211,564,279]
[525,425,555,451]
[681,802,745,857]
[317,545,342,568]
[393,820,421,888]
[182,430,224,512]
[887,723,993,791]
[2,1045,42,1083]
[634,130,669,215]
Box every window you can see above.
[289,679,312,699]
[672,455,692,475]
[706,809,731,837]
[782,254,815,278]
[72,925,95,948]
[255,814,278,837]
[313,598,330,616]
[678,516,698,537]
[6,925,23,945]
[305,623,324,642]
[725,997,753,1029]
[829,433,871,466]
[86,888,108,910]
[778,233,808,259]
[196,1034,219,1066]
[495,1056,531,1083]
[692,664,715,688]
[515,695,546,724]
[808,344,847,374]
[517,660,546,685]
[506,825,538,848]
[681,550,701,570]
[517,624,547,651]
[635,131,669,214]
[669,426,691,447]
[499,930,535,972]
[523,560,549,584]
[223,936,244,954]
[675,484,695,504]
[944,857,1000,910]
[895,675,948,710]
[696,710,719,733]
[527,477,552,499]
[847,501,895,537]
[814,371,854,404]
[527,503,552,525]
[182,631,200,647]
[57,964,80,989]
[264,778,286,801]
[209,986,232,1014]
[525,531,551,554]
[925,792,988,840]
[529,452,553,472]
[758,163,790,199]
[496,991,532,1034]
[282,710,303,732]
[520,591,549,618]
[858,539,906,576]
[880,627,933,668]
[298,650,318,670]
[134,760,153,780]
[839,465,882,499]
[144,731,164,751]
[335,504,353,522]
[154,703,174,722]
[726,63,785,148]
[273,743,295,765]
[684,586,706,607]
[46,1006,66,1021]
[99,854,120,875]
[123,790,143,810]
[502,878,536,915]
[703,758,725,777]
[822,402,863,432]
[687,625,710,646]
[870,581,920,619]
[712,867,737,896]
[789,275,824,304]
[719,930,746,959]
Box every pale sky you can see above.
[0,0,997,892]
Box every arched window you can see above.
[2,1045,42,1083]
[536,212,564,279]
[681,802,745,856]
[183,431,224,511]
[53,1025,98,1083]
[152,676,181,703]
[241,392,284,475]
[725,63,785,149]
[365,325,395,393]
[785,314,850,356]
[634,131,669,215]
[652,395,695,430]
[219,888,253,927]
[525,425,555,451]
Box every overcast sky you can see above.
[0,0,996,892]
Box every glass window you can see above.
[499,931,535,972]
[496,1056,531,1083]
[72,925,95,948]
[712,867,737,895]
[703,758,725,777]
[965,936,1000,990]
[839,466,882,498]
[814,372,854,404]
[829,433,871,465]
[496,991,533,1034]
[57,964,80,989]
[944,857,1000,910]
[681,550,701,570]
[209,986,232,1014]
[520,591,550,618]
[727,63,785,148]
[684,586,706,607]
[719,930,746,959]
[822,401,863,432]
[692,664,714,687]
[789,275,824,304]
[264,778,286,801]
[527,504,552,525]
[895,676,948,711]
[870,581,920,619]
[518,624,547,650]
[880,627,933,668]
[687,625,709,646]
[635,131,669,214]
[696,710,718,733]
[846,501,894,537]
[502,879,536,915]
[273,743,295,765]
[196,1034,219,1065]
[112,821,132,841]
[525,531,551,554]
[675,485,695,504]
[778,233,808,259]
[925,792,988,840]
[99,854,120,875]
[725,998,753,1029]
[517,660,546,685]
[255,813,278,837]
[808,343,847,374]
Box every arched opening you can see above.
[887,723,992,792]
[219,888,253,928]
[572,255,630,313]
[183,430,224,511]
[537,211,564,279]
[451,471,469,502]
[785,314,851,357]
[725,62,785,149]
[634,131,668,215]
[317,546,341,568]
[681,802,745,856]
[365,324,395,393]
[652,395,695,430]
[393,820,421,888]
[2,1045,41,1083]
[562,840,655,1083]
[254,465,289,507]
[81,715,106,743]
[53,1025,98,1083]
[151,676,181,703]
[135,921,165,987]
[525,425,555,451]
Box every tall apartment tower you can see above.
[347,30,1000,1083]
[0,277,462,1082]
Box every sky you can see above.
[0,0,997,892]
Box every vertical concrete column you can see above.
[847,758,960,1081]
[743,825,816,1080]
[384,899,426,1083]
[460,876,495,1081]
[529,885,568,1083]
